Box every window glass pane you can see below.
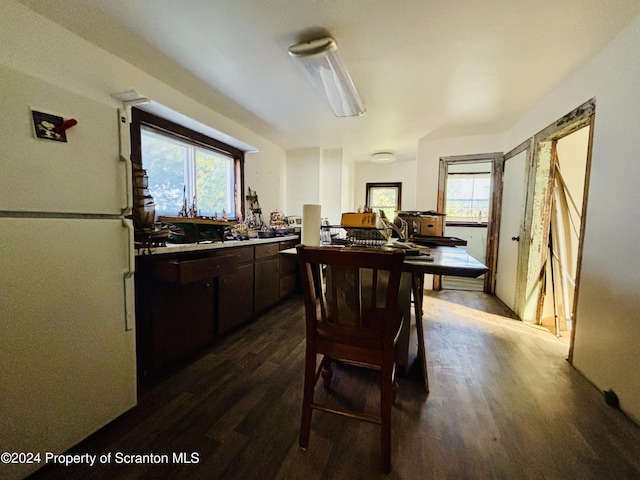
[446,173,491,222]
[196,147,235,217]
[141,128,187,216]
[370,187,398,220]
[134,109,243,224]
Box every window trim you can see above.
[130,107,245,219]
[365,182,402,214]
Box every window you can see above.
[445,172,491,223]
[131,108,243,219]
[365,182,402,221]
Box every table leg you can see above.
[412,273,429,392]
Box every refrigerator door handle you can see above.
[120,153,133,217]
[118,108,133,216]
[122,218,135,331]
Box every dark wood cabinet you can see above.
[150,279,214,372]
[218,246,254,334]
[279,239,299,298]
[254,243,280,314]
[136,251,237,378]
[135,237,299,380]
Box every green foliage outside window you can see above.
[446,173,491,222]
[142,127,235,217]
[370,187,398,220]
[196,149,233,216]
[141,130,185,215]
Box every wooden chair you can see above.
[296,245,405,474]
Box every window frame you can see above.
[130,107,245,220]
[365,182,402,220]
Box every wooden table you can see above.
[281,245,489,392]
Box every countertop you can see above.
[135,235,299,256]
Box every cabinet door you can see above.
[218,263,254,334]
[151,279,214,371]
[254,257,280,313]
[279,254,298,298]
[279,239,299,298]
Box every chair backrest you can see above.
[296,245,405,358]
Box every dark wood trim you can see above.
[533,98,595,144]
[132,108,245,159]
[504,137,532,160]
[445,222,489,228]
[365,182,402,212]
[446,171,492,176]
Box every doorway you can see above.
[437,153,503,292]
[539,125,591,341]
[495,99,594,358]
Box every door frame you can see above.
[437,152,503,292]
[511,99,595,333]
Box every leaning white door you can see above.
[495,150,527,313]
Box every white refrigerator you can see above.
[0,66,137,479]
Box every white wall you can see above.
[416,134,506,209]
[0,0,287,218]
[320,149,344,224]
[341,154,356,215]
[354,159,418,212]
[444,225,487,262]
[285,147,321,216]
[504,14,640,423]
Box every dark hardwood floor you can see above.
[28,291,640,480]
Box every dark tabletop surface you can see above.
[281,244,488,278]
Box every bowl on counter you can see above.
[258,229,276,238]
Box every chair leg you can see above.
[299,349,317,449]
[380,364,393,474]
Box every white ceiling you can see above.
[17,0,640,162]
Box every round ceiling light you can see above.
[369,152,396,164]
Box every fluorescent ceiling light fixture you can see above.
[288,36,365,117]
[370,152,396,164]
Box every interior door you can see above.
[495,150,528,312]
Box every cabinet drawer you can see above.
[152,255,237,284]
[231,245,255,264]
[255,243,279,259]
